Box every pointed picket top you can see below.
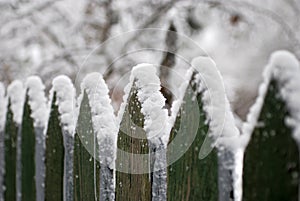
[242,50,300,201]
[191,56,240,156]
[270,51,300,144]
[6,82,25,201]
[51,75,76,135]
[117,63,169,147]
[0,82,7,132]
[132,64,169,200]
[226,51,284,201]
[25,76,49,128]
[73,89,100,201]
[191,56,244,201]
[3,73,24,201]
[51,75,76,201]
[166,59,220,201]
[45,91,65,201]
[7,80,25,124]
[239,51,300,147]
[131,64,168,145]
[20,88,37,201]
[25,76,48,201]
[80,73,117,200]
[80,72,118,166]
[116,64,154,200]
[241,50,300,147]
[116,63,166,200]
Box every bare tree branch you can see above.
[0,0,59,27]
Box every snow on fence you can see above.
[0,51,299,201]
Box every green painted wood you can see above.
[45,93,64,201]
[243,80,299,201]
[115,85,151,201]
[73,92,100,201]
[4,101,18,201]
[167,84,218,201]
[21,95,36,201]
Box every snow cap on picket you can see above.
[7,80,26,124]
[271,50,300,144]
[80,72,119,169]
[26,76,49,128]
[191,56,240,153]
[239,50,300,150]
[131,64,168,145]
[51,75,76,135]
[81,72,118,145]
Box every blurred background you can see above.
[0,0,299,119]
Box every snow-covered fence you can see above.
[0,51,299,201]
